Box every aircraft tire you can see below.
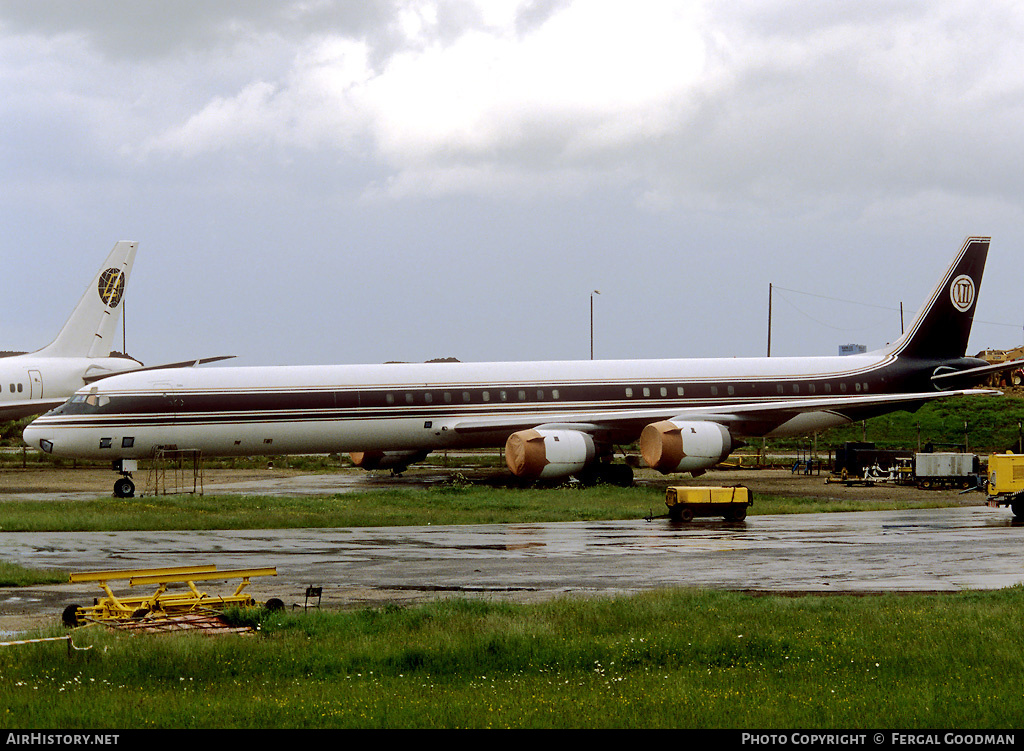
[113,477,135,498]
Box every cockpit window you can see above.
[54,393,116,415]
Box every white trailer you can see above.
[913,452,979,490]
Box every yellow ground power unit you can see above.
[985,452,1024,518]
[665,485,752,522]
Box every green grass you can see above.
[0,482,970,533]
[0,561,66,587]
[3,588,1023,728]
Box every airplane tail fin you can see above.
[34,241,138,359]
[882,237,989,360]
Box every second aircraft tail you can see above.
[34,241,138,359]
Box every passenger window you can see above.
[386,394,394,405]
[660,387,668,397]
[463,391,471,402]
[710,386,718,396]
[518,390,526,401]
[625,388,633,397]
[424,393,433,404]
[552,389,560,400]
[443,392,452,403]
[482,391,490,402]
[677,387,685,396]
[727,385,735,396]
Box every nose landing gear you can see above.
[112,459,138,498]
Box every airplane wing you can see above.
[448,388,1000,439]
[81,356,236,384]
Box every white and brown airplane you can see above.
[24,237,1018,497]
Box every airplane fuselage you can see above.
[0,355,142,421]
[22,350,984,460]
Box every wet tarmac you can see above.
[3,504,1024,631]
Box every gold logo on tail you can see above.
[97,268,125,308]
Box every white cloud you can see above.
[137,1,711,196]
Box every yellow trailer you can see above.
[665,485,752,522]
[985,452,1024,518]
[63,564,278,627]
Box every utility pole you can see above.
[590,290,600,360]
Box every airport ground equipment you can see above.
[912,452,980,489]
[977,346,1024,387]
[832,442,913,484]
[983,452,1024,518]
[62,564,277,627]
[665,485,752,522]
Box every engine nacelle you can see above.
[640,420,733,475]
[349,449,430,472]
[505,429,596,480]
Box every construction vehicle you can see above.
[665,485,752,522]
[983,452,1024,518]
[976,347,1024,387]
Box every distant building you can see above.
[839,344,867,356]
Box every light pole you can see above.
[590,290,601,360]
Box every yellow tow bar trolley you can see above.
[63,564,278,627]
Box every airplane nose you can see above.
[22,425,52,454]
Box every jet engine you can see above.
[349,449,430,472]
[505,428,596,480]
[640,420,733,475]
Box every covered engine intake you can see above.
[505,429,596,480]
[640,420,733,474]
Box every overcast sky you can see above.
[2,0,1023,367]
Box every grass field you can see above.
[0,482,966,533]
[2,588,1023,729]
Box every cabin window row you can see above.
[384,389,563,405]
[8,383,23,393]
